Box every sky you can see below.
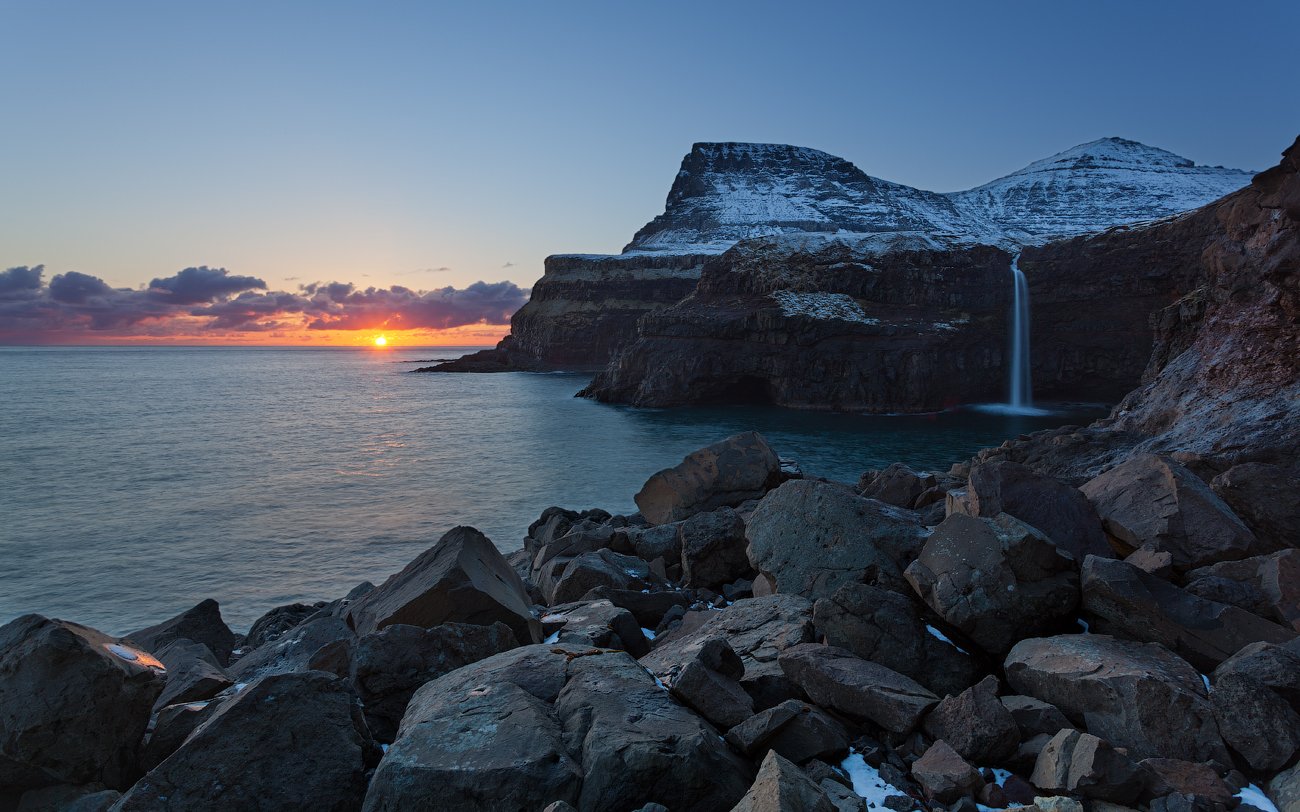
[1,0,1296,344]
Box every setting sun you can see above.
[373,335,388,347]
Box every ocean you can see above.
[0,345,1105,635]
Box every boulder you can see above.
[731,750,836,812]
[965,460,1112,560]
[778,644,938,733]
[724,700,850,764]
[1210,462,1300,551]
[1079,454,1267,570]
[115,671,375,811]
[635,432,781,525]
[1210,671,1300,772]
[999,695,1072,739]
[1213,641,1300,711]
[542,548,665,606]
[641,594,815,703]
[911,740,982,804]
[663,636,754,730]
[746,480,927,600]
[152,638,233,711]
[1080,555,1296,672]
[364,644,753,811]
[228,615,355,680]
[139,695,225,771]
[1185,549,1300,633]
[345,526,541,644]
[1139,758,1235,807]
[813,582,978,698]
[904,513,1080,656]
[126,599,238,666]
[1030,729,1144,804]
[626,523,684,564]
[859,463,935,509]
[1268,762,1300,812]
[1004,634,1229,763]
[239,601,324,652]
[349,621,517,741]
[579,586,693,629]
[1124,545,1174,578]
[681,507,752,590]
[0,615,165,791]
[547,599,650,658]
[922,675,1020,764]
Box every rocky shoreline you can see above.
[3,417,1299,811]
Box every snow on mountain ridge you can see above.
[616,138,1251,255]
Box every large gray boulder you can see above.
[345,526,541,644]
[1080,555,1296,672]
[1004,634,1229,763]
[859,463,935,509]
[115,671,375,811]
[0,615,165,792]
[641,595,815,701]
[126,599,238,667]
[911,740,982,804]
[541,549,666,606]
[680,507,752,590]
[1213,640,1300,711]
[660,636,753,730]
[963,460,1112,561]
[240,601,325,651]
[778,644,938,733]
[364,644,753,811]
[1210,462,1300,551]
[813,582,979,698]
[1268,762,1300,812]
[635,432,781,525]
[152,638,233,711]
[1210,671,1300,772]
[1080,454,1267,570]
[228,615,355,680]
[724,700,849,764]
[349,621,517,741]
[546,599,650,657]
[905,513,1080,656]
[1185,549,1300,633]
[746,480,927,600]
[731,750,836,812]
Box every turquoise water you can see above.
[0,346,1105,634]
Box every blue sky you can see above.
[2,0,1296,297]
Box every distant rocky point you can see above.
[424,137,1251,377]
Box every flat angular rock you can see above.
[1080,454,1266,570]
[0,615,165,791]
[365,644,752,812]
[1030,729,1144,804]
[543,548,665,606]
[664,636,754,729]
[1000,695,1072,739]
[1004,634,1229,763]
[635,431,781,525]
[152,638,233,711]
[725,700,850,764]
[1139,758,1235,807]
[747,480,927,600]
[1080,555,1296,672]
[922,675,1020,764]
[349,620,517,742]
[966,460,1112,560]
[911,740,982,804]
[681,507,751,589]
[228,615,355,680]
[1213,640,1300,710]
[642,594,815,699]
[126,598,237,666]
[905,513,1080,656]
[1210,671,1300,772]
[345,525,540,644]
[546,599,650,658]
[1185,549,1300,633]
[116,671,374,811]
[778,643,938,733]
[731,750,836,812]
[859,463,935,509]
[814,582,979,698]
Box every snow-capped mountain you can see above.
[949,137,1254,241]
[621,138,1252,254]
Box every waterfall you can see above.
[1008,254,1033,409]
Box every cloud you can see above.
[501,261,516,268]
[0,264,528,339]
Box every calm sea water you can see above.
[0,346,1105,635]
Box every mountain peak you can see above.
[1012,136,1198,174]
